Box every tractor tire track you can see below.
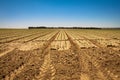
[35,51,56,80]
[0,31,59,80]
[83,50,119,80]
[32,31,59,80]
[65,31,114,80]
[78,35,120,80]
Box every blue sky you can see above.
[0,0,120,28]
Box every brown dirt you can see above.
[0,30,120,80]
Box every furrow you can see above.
[33,31,59,80]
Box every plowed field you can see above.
[0,29,120,80]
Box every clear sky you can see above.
[0,0,120,28]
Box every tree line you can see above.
[28,26,104,29]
